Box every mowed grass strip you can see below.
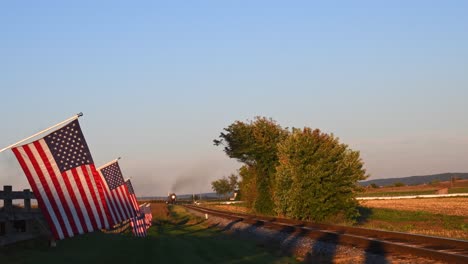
[449,187,468,194]
[357,207,468,240]
[0,204,297,264]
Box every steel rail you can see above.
[184,205,468,263]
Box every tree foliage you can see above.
[228,174,239,191]
[273,127,367,222]
[214,117,288,214]
[211,177,231,199]
[215,117,368,222]
[214,117,288,167]
[238,165,257,207]
[211,174,239,200]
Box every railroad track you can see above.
[184,204,468,263]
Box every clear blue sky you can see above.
[1,1,467,196]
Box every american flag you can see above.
[143,203,152,229]
[130,212,147,237]
[125,180,147,237]
[11,120,111,240]
[98,161,136,226]
[125,179,139,213]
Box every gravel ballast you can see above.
[185,207,446,263]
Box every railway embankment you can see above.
[185,205,467,263]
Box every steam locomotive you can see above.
[167,193,177,204]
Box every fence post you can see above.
[4,185,13,211]
[23,189,32,233]
[3,185,14,235]
[23,189,31,212]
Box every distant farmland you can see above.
[359,172,468,187]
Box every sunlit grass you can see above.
[356,207,468,240]
[0,204,298,264]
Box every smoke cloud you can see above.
[170,160,231,194]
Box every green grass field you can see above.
[0,206,297,264]
[449,187,468,194]
[356,207,468,239]
[359,207,466,226]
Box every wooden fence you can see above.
[0,185,50,246]
[102,219,131,234]
[1,185,137,246]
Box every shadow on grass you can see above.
[182,223,221,236]
[175,217,189,226]
[0,205,300,264]
[220,219,243,232]
[182,219,206,228]
[356,206,373,225]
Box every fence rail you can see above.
[0,185,49,246]
[102,220,131,234]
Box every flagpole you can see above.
[0,112,83,153]
[97,157,121,170]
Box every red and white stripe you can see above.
[12,140,110,240]
[130,214,147,237]
[99,171,136,226]
[128,192,140,214]
[141,203,152,229]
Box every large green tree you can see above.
[274,127,367,222]
[214,117,288,214]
